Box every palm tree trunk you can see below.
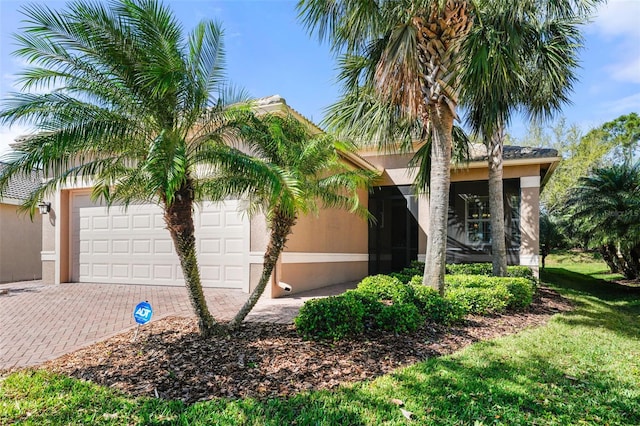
[488,124,508,276]
[229,211,296,328]
[628,245,640,280]
[423,103,454,295]
[599,244,620,274]
[164,188,217,337]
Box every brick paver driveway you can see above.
[0,280,354,370]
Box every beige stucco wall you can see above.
[272,188,369,297]
[40,152,549,294]
[0,204,42,283]
[451,164,540,182]
[520,176,541,277]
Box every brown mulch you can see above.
[41,286,572,404]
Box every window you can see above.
[463,194,521,247]
[508,195,521,246]
[465,195,491,244]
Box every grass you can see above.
[2,256,640,425]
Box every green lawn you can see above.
[2,259,640,425]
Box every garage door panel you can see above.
[201,265,220,280]
[71,193,248,289]
[92,240,109,253]
[225,211,244,227]
[154,239,174,254]
[112,240,129,253]
[200,238,221,254]
[132,264,151,279]
[112,215,129,229]
[225,239,244,254]
[112,264,129,278]
[153,264,174,280]
[132,240,151,254]
[92,264,109,278]
[200,211,221,227]
[92,216,109,229]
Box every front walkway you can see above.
[0,280,355,371]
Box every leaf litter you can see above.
[34,287,571,404]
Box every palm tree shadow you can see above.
[541,267,640,339]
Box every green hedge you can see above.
[295,268,536,341]
[390,261,424,284]
[446,263,493,276]
[411,285,467,324]
[392,262,534,280]
[294,293,364,340]
[374,303,424,333]
[444,275,535,313]
[504,278,535,309]
[446,285,511,314]
[446,263,534,279]
[507,266,535,279]
[356,274,414,304]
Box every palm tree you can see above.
[298,0,473,294]
[460,0,597,276]
[0,0,251,336]
[565,162,640,279]
[202,113,374,328]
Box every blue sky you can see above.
[0,0,639,154]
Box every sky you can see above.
[0,0,639,155]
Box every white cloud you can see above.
[592,0,640,38]
[590,0,640,85]
[603,92,640,113]
[609,55,640,83]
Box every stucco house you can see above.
[37,96,559,297]
[0,162,42,283]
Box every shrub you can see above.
[390,261,425,284]
[409,275,423,286]
[444,274,536,313]
[446,285,511,314]
[447,263,493,276]
[445,274,495,289]
[411,285,467,324]
[445,263,534,280]
[343,289,383,330]
[294,293,364,340]
[504,278,535,309]
[389,271,415,284]
[356,275,414,304]
[374,302,424,333]
[507,266,534,279]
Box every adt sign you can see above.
[133,301,153,325]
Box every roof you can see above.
[254,95,324,135]
[468,144,559,161]
[0,163,42,203]
[254,95,380,173]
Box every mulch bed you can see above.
[39,286,572,404]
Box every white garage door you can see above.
[70,191,249,290]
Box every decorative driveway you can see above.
[0,280,355,371]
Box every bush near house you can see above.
[446,263,535,279]
[410,285,467,324]
[389,261,424,284]
[444,275,535,314]
[295,265,536,340]
[294,293,364,340]
[356,274,415,304]
[392,262,534,283]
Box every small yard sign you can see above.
[134,301,153,325]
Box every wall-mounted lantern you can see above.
[38,201,51,215]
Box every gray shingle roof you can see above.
[0,163,42,201]
[469,144,559,162]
